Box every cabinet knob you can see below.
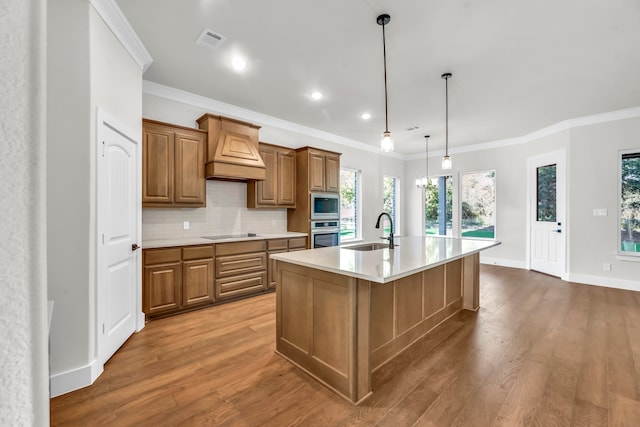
[132,243,140,251]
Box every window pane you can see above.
[383,176,398,235]
[424,175,453,236]
[340,169,359,240]
[461,171,496,239]
[536,164,557,222]
[621,152,640,253]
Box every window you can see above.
[620,151,640,254]
[340,169,360,241]
[424,175,453,236]
[536,164,557,222]
[461,170,496,239]
[383,176,400,235]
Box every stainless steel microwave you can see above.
[310,192,340,220]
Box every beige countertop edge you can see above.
[142,232,308,249]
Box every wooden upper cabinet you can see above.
[247,143,296,208]
[277,150,296,206]
[142,119,206,208]
[306,148,341,193]
[324,152,340,193]
[142,125,174,204]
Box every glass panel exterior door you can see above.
[537,164,557,222]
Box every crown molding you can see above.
[142,80,405,159]
[88,0,153,72]
[143,79,640,161]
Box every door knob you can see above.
[132,243,140,251]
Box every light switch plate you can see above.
[592,209,608,217]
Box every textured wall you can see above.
[0,0,49,425]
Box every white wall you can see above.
[142,94,406,242]
[404,116,640,288]
[0,0,49,424]
[47,0,143,395]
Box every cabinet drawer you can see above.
[215,240,266,256]
[144,248,181,265]
[215,272,267,300]
[288,237,307,250]
[267,239,288,251]
[183,245,214,260]
[216,252,267,278]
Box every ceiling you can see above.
[117,0,640,156]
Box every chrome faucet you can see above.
[375,212,395,249]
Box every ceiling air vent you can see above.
[196,28,226,49]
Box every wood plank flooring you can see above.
[50,266,640,426]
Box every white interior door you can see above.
[528,150,566,278]
[97,110,140,365]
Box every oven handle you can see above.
[311,227,340,233]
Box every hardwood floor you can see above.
[50,266,640,426]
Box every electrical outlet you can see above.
[183,221,190,230]
[593,209,608,217]
[603,263,611,271]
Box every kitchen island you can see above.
[270,235,500,404]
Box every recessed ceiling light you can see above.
[360,113,371,120]
[310,91,323,100]
[232,57,246,71]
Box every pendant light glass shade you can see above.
[416,135,430,188]
[381,131,394,152]
[441,73,452,170]
[377,14,393,152]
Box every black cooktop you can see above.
[202,233,259,241]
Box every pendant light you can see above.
[377,14,393,152]
[415,135,430,188]
[441,72,452,170]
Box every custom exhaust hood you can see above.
[196,113,266,181]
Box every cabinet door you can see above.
[256,145,278,206]
[183,258,214,307]
[174,130,205,206]
[325,153,340,193]
[268,250,287,289]
[277,149,296,206]
[308,150,326,191]
[142,125,174,205]
[144,262,181,315]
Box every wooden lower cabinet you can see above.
[143,245,214,318]
[143,237,307,319]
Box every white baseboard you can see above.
[479,256,527,270]
[50,359,103,398]
[567,273,640,292]
[136,311,146,332]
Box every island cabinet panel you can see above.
[370,283,394,351]
[445,259,463,305]
[423,265,445,318]
[394,274,423,337]
[463,253,480,310]
[312,280,351,376]
[276,262,356,400]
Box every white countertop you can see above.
[270,236,500,283]
[143,232,308,249]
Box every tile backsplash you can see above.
[142,180,288,240]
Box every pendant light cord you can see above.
[444,76,449,156]
[425,136,429,178]
[382,22,389,133]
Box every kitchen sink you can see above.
[343,242,390,251]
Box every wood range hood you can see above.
[196,113,266,181]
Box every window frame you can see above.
[619,148,640,257]
[422,174,454,237]
[339,167,362,242]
